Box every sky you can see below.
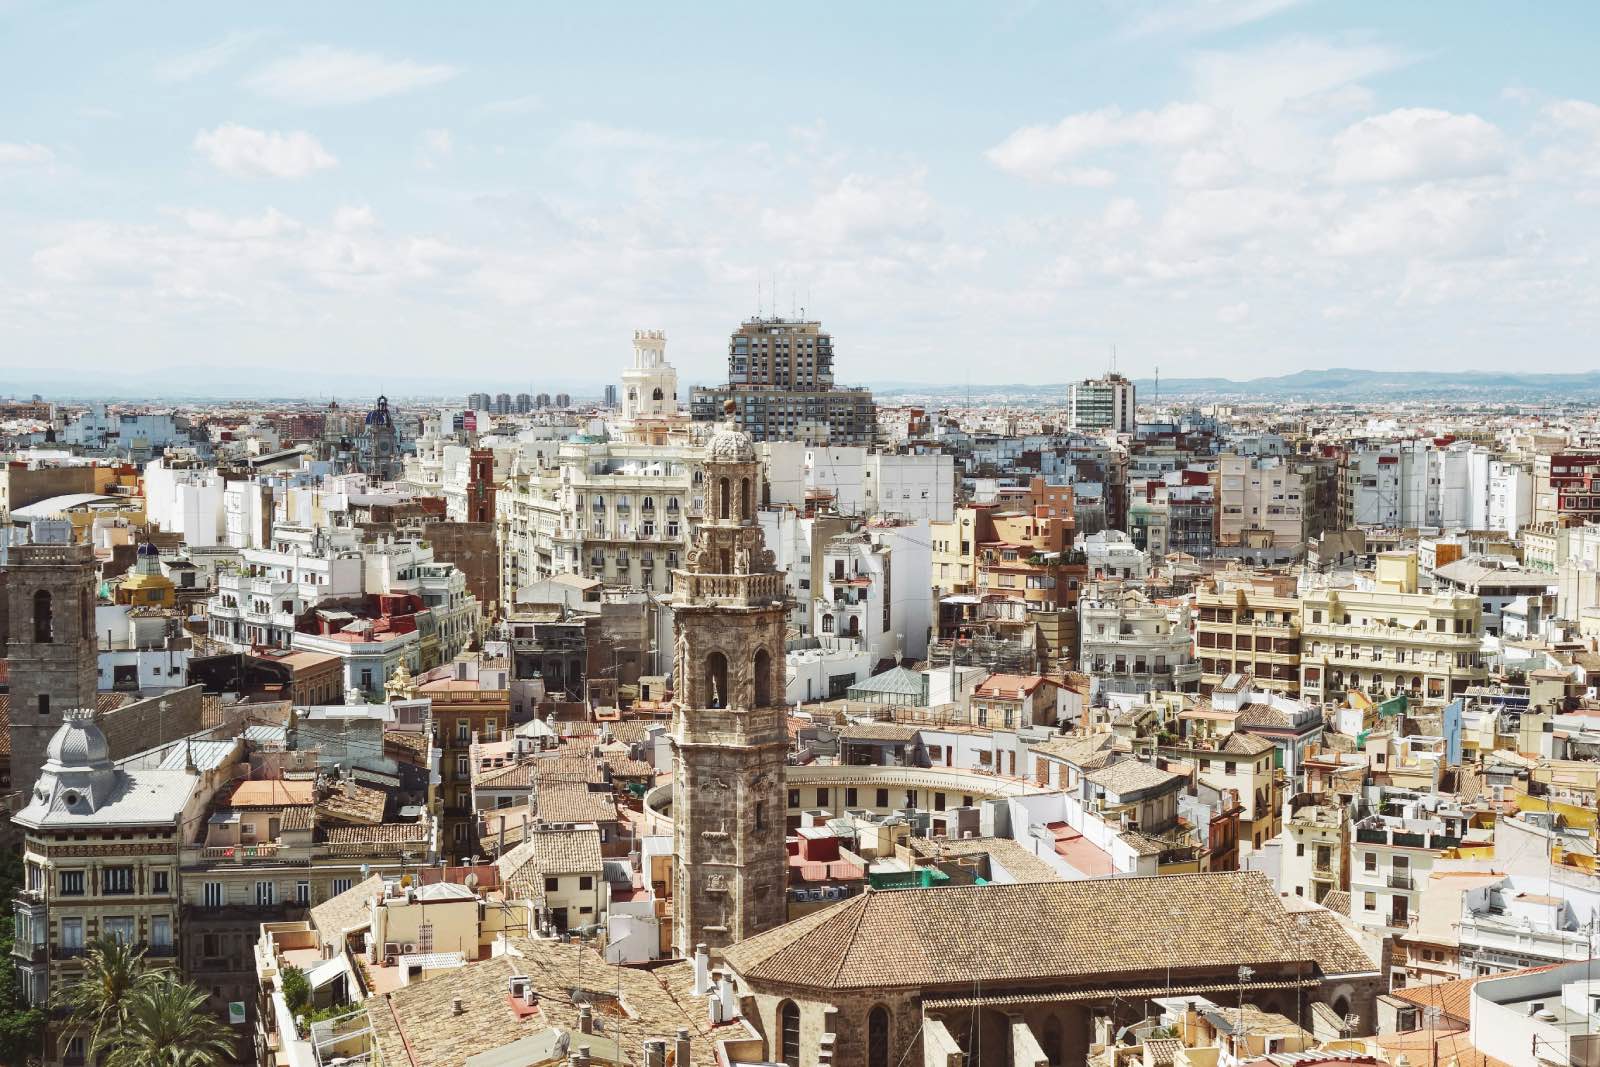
[3,1,1600,393]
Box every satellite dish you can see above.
[464,872,480,889]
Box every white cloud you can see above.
[987,104,1217,181]
[1124,0,1306,38]
[156,30,264,82]
[477,94,542,117]
[178,207,302,240]
[246,46,457,106]
[1330,108,1506,184]
[0,142,54,166]
[1319,184,1508,259]
[1102,198,1143,230]
[418,128,453,168]
[1190,37,1415,123]
[1173,147,1241,188]
[194,123,337,179]
[761,172,941,247]
[334,204,377,232]
[1216,300,1251,323]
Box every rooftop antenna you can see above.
[1110,344,1117,375]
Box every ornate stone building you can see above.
[4,518,98,802]
[359,395,401,480]
[670,403,789,956]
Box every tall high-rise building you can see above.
[670,405,788,955]
[466,391,491,412]
[1069,373,1137,435]
[4,519,98,802]
[554,393,572,408]
[494,393,512,415]
[690,316,875,446]
[515,392,533,414]
[603,384,619,409]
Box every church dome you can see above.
[365,395,392,427]
[706,400,755,463]
[137,541,160,558]
[45,714,111,769]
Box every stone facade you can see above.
[670,410,789,957]
[5,522,98,803]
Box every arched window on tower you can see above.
[754,648,771,707]
[33,590,52,644]
[778,1001,800,1067]
[719,478,731,520]
[740,477,751,521]
[705,651,729,709]
[868,1006,891,1067]
[652,387,664,401]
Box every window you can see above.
[151,915,172,949]
[1364,852,1377,872]
[1364,892,1376,910]
[845,787,858,807]
[60,917,83,950]
[779,1001,801,1067]
[103,866,134,894]
[875,788,889,808]
[296,881,311,905]
[256,881,276,906]
[788,789,799,808]
[417,923,434,952]
[37,694,48,717]
[456,755,470,778]
[817,788,829,807]
[105,917,135,945]
[331,878,353,897]
[360,669,374,690]
[545,877,559,893]
[32,589,52,644]
[203,881,225,908]
[755,802,766,830]
[579,875,593,891]
[59,870,85,896]
[1296,843,1305,858]
[868,1005,891,1067]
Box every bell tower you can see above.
[4,519,98,802]
[670,401,788,956]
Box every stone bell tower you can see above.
[4,519,98,802]
[670,402,789,957]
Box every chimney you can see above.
[691,943,711,996]
[523,983,537,1007]
[579,1004,593,1035]
[451,997,465,1015]
[572,1047,591,1067]
[643,1040,667,1067]
[716,969,738,1022]
[675,1028,691,1067]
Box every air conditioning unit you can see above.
[401,942,417,955]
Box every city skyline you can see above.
[4,2,1600,386]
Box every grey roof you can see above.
[244,724,287,744]
[848,666,927,698]
[15,714,198,829]
[1082,758,1186,798]
[155,739,237,772]
[11,493,120,519]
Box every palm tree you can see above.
[56,937,151,1054]
[98,974,235,1067]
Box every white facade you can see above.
[618,330,680,426]
[813,520,933,664]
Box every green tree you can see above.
[56,936,152,1053]
[99,973,235,1067]
[0,913,46,1067]
[281,963,311,1016]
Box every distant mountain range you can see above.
[7,363,1600,404]
[870,368,1600,402]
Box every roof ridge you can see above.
[829,887,876,987]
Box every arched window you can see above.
[754,648,772,707]
[706,651,729,709]
[740,477,751,521]
[779,1001,800,1067]
[32,590,52,644]
[821,614,834,634]
[719,477,731,520]
[868,1006,890,1067]
[652,387,664,401]
[847,616,860,638]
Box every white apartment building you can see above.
[813,520,933,663]
[1216,453,1307,550]
[209,525,365,649]
[1078,589,1200,697]
[1345,440,1508,531]
[1278,794,1347,906]
[1348,800,1470,941]
[142,460,225,547]
[1456,872,1600,977]
[1078,529,1149,581]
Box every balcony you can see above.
[11,943,45,964]
[197,842,283,863]
[1388,872,1414,890]
[54,945,87,960]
